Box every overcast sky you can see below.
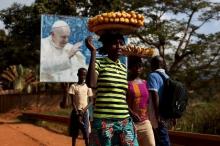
[0,0,219,34]
[0,0,34,10]
[0,0,35,29]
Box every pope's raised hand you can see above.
[68,41,83,58]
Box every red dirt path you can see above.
[0,123,85,146]
[0,108,85,146]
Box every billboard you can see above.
[40,14,126,82]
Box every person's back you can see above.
[147,56,170,146]
[148,70,169,101]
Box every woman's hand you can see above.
[131,112,142,123]
[85,36,96,52]
[129,108,142,123]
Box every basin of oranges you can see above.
[88,11,144,35]
[121,45,158,57]
[87,11,157,57]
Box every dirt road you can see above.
[0,123,85,146]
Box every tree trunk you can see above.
[60,83,69,109]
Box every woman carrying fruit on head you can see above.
[85,10,148,146]
[85,31,139,146]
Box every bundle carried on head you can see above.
[87,11,158,57]
[87,11,144,35]
[121,45,158,57]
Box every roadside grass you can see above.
[175,98,220,135]
[36,108,72,135]
[42,107,72,117]
[18,99,220,135]
[36,120,69,135]
[18,108,72,135]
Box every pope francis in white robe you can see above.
[40,20,87,82]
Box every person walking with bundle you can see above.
[68,68,93,146]
[85,32,139,146]
[126,56,155,146]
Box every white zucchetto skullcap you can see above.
[52,20,69,28]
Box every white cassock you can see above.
[40,36,87,82]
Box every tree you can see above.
[0,1,80,70]
[95,0,220,91]
[0,29,9,70]
[0,3,40,69]
[134,0,220,93]
[1,64,36,91]
[0,0,219,98]
[85,0,220,93]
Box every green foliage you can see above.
[0,4,40,69]
[1,64,36,91]
[43,107,72,117]
[127,0,220,94]
[37,120,68,135]
[176,98,220,135]
[36,108,72,135]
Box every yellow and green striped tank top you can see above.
[94,57,129,119]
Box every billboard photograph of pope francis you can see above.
[40,14,91,82]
